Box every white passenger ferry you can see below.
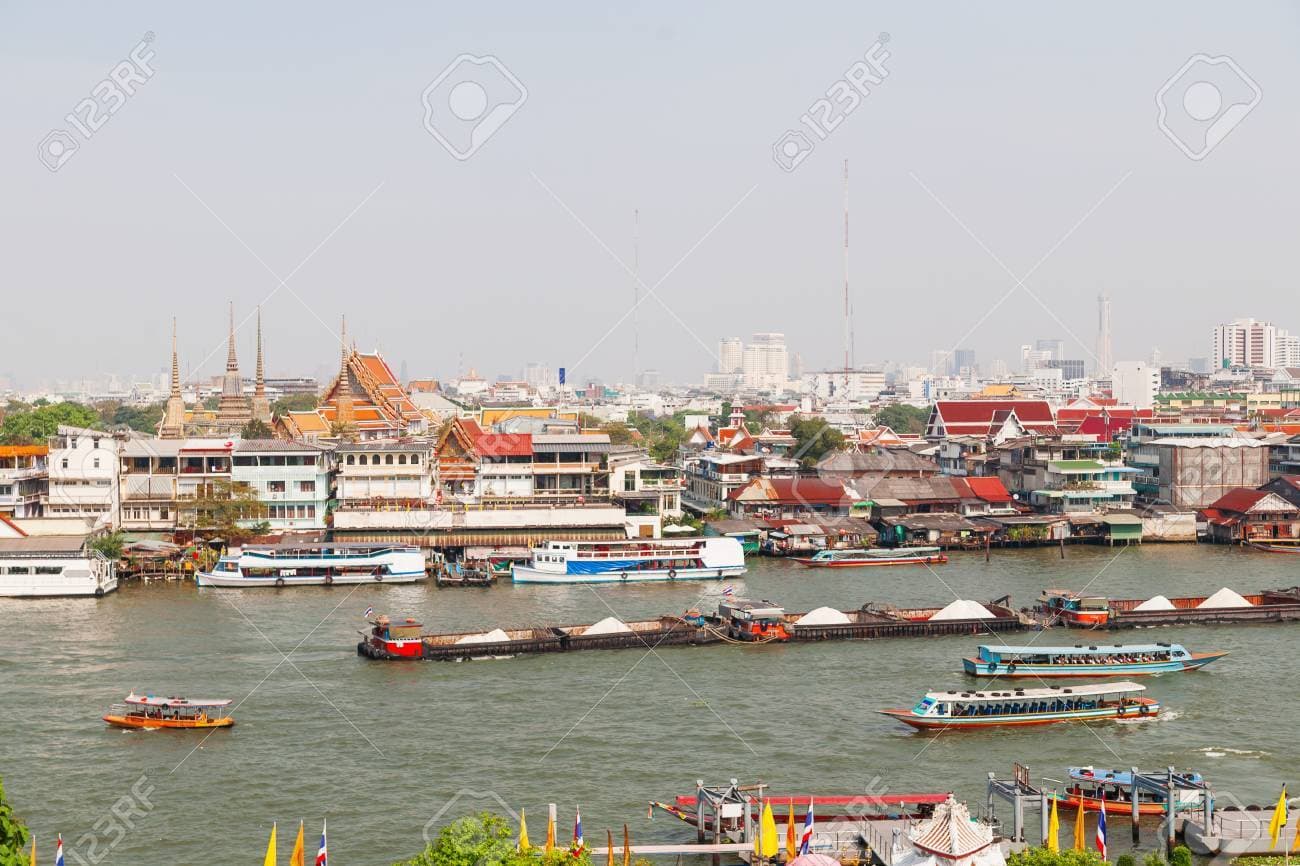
[197,542,427,588]
[0,536,118,598]
[510,537,746,584]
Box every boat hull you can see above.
[880,699,1160,730]
[511,564,745,584]
[793,555,947,568]
[961,652,1227,677]
[0,575,118,598]
[1055,793,1190,816]
[196,570,426,587]
[103,714,234,730]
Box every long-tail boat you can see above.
[880,682,1158,730]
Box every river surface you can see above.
[1,544,1295,864]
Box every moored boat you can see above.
[510,537,745,584]
[1056,767,1206,815]
[793,547,948,567]
[0,536,118,598]
[962,642,1227,677]
[197,542,427,587]
[103,693,235,729]
[1248,542,1300,555]
[1039,589,1110,626]
[880,682,1158,730]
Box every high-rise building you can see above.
[741,333,790,391]
[1112,361,1160,409]
[987,359,1009,379]
[1035,338,1065,360]
[952,348,976,376]
[1044,359,1086,381]
[1096,294,1113,375]
[1212,318,1291,369]
[523,362,554,390]
[718,337,744,375]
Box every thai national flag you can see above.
[316,819,328,866]
[573,806,584,853]
[721,585,735,596]
[364,607,374,618]
[1094,807,1107,861]
[799,799,814,855]
[55,835,65,866]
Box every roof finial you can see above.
[170,317,181,397]
[255,306,266,395]
[225,301,239,372]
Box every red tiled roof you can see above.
[936,400,1055,424]
[1206,488,1269,514]
[964,476,1015,502]
[475,433,532,457]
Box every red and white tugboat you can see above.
[357,615,424,659]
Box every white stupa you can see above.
[889,795,1006,866]
[1198,588,1252,609]
[1134,595,1176,611]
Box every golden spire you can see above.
[336,314,355,428]
[226,301,239,373]
[170,317,181,398]
[250,306,272,425]
[160,317,187,439]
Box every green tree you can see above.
[272,393,318,415]
[189,479,269,541]
[1167,847,1191,866]
[0,775,31,865]
[100,401,165,433]
[788,415,845,467]
[241,419,273,440]
[873,403,931,436]
[89,531,126,560]
[395,813,597,866]
[0,401,100,443]
[1006,849,1107,866]
[1116,854,1136,866]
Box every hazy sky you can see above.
[4,2,1299,389]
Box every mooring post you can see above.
[696,781,706,846]
[1166,767,1176,854]
[1131,767,1141,844]
[1040,789,1049,845]
[1013,793,1024,843]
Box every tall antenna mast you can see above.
[633,208,640,387]
[843,158,852,390]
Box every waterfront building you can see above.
[0,445,48,518]
[118,438,181,531]
[681,452,797,513]
[44,426,125,524]
[174,440,235,531]
[335,441,434,507]
[924,400,1057,442]
[1129,433,1269,509]
[530,433,612,502]
[726,476,853,519]
[1268,440,1300,479]
[608,446,683,537]
[231,440,333,531]
[475,433,534,499]
[1200,488,1300,544]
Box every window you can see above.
[159,509,169,520]
[410,454,419,465]
[398,454,407,465]
[268,481,286,493]
[93,458,100,469]
[359,455,368,465]
[299,480,315,493]
[62,459,69,469]
[385,454,394,465]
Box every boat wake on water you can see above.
[1194,746,1269,758]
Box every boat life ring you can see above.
[94,587,105,598]
[620,572,629,581]
[668,568,678,580]
[275,577,286,588]
[1117,704,1127,718]
[324,574,334,586]
[1007,662,1017,673]
[375,573,384,582]
[988,662,998,673]
[357,642,366,655]
[1139,704,1150,716]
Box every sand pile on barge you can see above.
[455,628,512,645]
[583,616,633,635]
[1198,588,1252,609]
[795,606,852,626]
[929,599,996,620]
[1134,595,1176,611]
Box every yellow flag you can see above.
[607,829,614,866]
[545,804,556,854]
[786,799,797,861]
[518,809,530,852]
[28,838,35,866]
[1072,797,1085,852]
[290,821,304,866]
[622,824,630,866]
[263,822,277,866]
[754,799,779,859]
[1268,787,1288,849]
[1046,797,1060,852]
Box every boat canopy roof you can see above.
[981,643,1184,657]
[925,681,1145,701]
[1068,767,1203,785]
[125,693,233,708]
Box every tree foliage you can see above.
[873,403,931,436]
[241,419,273,440]
[627,412,689,464]
[788,415,845,467]
[189,479,269,540]
[90,531,127,560]
[0,401,100,443]
[95,401,165,433]
[1006,849,1107,866]
[0,776,31,865]
[395,813,597,866]
[272,393,318,415]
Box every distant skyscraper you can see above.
[1045,359,1086,381]
[1212,317,1293,369]
[742,333,790,390]
[1096,293,1113,375]
[1035,338,1065,361]
[987,359,1009,379]
[952,348,976,375]
[718,337,743,374]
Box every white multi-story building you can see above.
[336,441,434,505]
[232,440,334,531]
[0,445,47,519]
[1111,361,1161,409]
[1212,318,1291,369]
[807,368,886,402]
[718,337,744,375]
[742,332,789,391]
[44,426,124,524]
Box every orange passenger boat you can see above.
[103,693,235,730]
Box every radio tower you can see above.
[842,159,854,392]
[632,208,640,388]
[1096,292,1113,377]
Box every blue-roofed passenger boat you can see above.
[961,642,1227,677]
[510,537,746,584]
[1055,766,1207,815]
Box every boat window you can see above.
[3,566,32,574]
[35,566,64,575]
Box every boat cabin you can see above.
[718,598,789,641]
[360,615,425,659]
[976,643,1190,665]
[912,682,1148,719]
